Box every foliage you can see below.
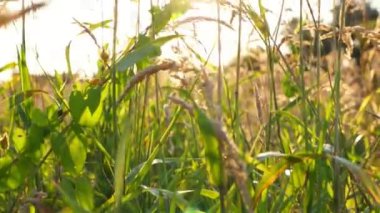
[0,0,379,212]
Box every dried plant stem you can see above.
[0,2,45,27]
[173,16,234,30]
[116,62,176,106]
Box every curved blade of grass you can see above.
[65,41,73,77]
[81,19,112,33]
[0,62,16,73]
[200,188,219,200]
[141,185,191,210]
[331,155,380,204]
[125,158,200,184]
[17,47,31,92]
[253,157,303,208]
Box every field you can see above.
[0,0,379,212]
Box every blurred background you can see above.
[0,0,379,80]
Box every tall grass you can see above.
[0,0,379,212]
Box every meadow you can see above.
[0,0,379,212]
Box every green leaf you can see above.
[9,90,47,108]
[69,90,86,122]
[115,34,179,71]
[51,132,63,155]
[52,134,87,175]
[51,133,75,174]
[7,158,31,190]
[68,87,104,127]
[69,137,87,174]
[154,35,182,46]
[86,86,101,114]
[0,154,12,172]
[30,108,49,127]
[115,35,161,71]
[82,19,112,32]
[12,127,26,153]
[79,107,102,127]
[150,0,189,35]
[195,109,222,186]
[281,72,299,97]
[26,124,45,155]
[150,5,171,34]
[169,0,190,19]
[75,176,94,211]
[58,177,87,213]
[200,189,219,200]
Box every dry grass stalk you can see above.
[116,61,177,105]
[172,16,234,30]
[0,2,46,28]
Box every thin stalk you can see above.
[299,0,310,150]
[134,0,144,162]
[313,0,326,210]
[233,0,242,143]
[216,0,223,122]
[21,0,25,60]
[333,0,345,211]
[216,1,226,212]
[150,0,161,127]
[264,8,283,152]
[136,0,140,34]
[273,0,285,52]
[316,0,322,149]
[269,43,284,152]
[112,0,124,211]
[112,0,119,147]
[19,0,31,92]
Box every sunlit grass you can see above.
[0,0,379,212]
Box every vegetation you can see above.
[0,0,379,212]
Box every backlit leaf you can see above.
[86,86,101,114]
[0,62,16,73]
[12,127,26,153]
[69,137,87,174]
[195,109,222,186]
[69,90,86,122]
